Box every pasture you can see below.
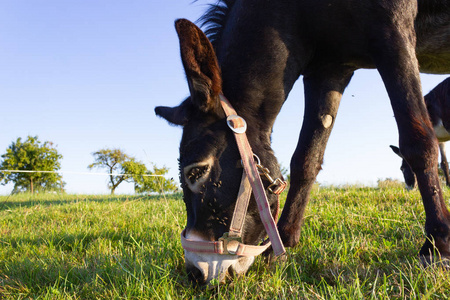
[1,186,450,299]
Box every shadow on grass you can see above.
[0,193,183,211]
[0,252,186,298]
[0,227,187,297]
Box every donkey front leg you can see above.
[439,143,450,187]
[277,67,354,248]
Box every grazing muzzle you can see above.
[181,94,287,284]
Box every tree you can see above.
[0,136,64,194]
[129,164,178,194]
[88,148,178,195]
[88,148,132,195]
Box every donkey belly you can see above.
[434,119,450,142]
[415,3,450,74]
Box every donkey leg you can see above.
[439,143,450,187]
[372,24,450,260]
[277,67,354,247]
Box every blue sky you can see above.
[1,1,448,194]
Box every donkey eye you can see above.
[186,165,210,184]
[183,157,214,192]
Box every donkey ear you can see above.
[175,19,222,113]
[155,98,191,126]
[390,145,403,158]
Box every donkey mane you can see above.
[197,0,236,49]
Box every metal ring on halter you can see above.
[241,154,260,168]
[227,115,247,134]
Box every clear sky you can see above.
[1,1,448,195]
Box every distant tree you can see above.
[0,136,64,194]
[88,148,177,195]
[130,164,178,194]
[88,148,132,194]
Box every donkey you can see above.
[156,0,450,284]
[391,79,450,189]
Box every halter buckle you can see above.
[268,178,288,195]
[219,232,242,255]
[257,164,288,195]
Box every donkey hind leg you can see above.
[277,67,354,248]
[372,24,450,262]
[439,143,450,187]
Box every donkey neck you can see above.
[215,2,300,141]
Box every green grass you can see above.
[1,187,450,299]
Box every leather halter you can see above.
[180,94,286,257]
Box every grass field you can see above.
[1,185,450,299]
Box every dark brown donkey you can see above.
[391,77,450,190]
[155,0,450,284]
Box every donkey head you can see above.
[155,19,282,284]
[390,145,417,190]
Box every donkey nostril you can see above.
[186,265,206,285]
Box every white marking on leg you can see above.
[321,114,333,129]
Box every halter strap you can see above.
[219,94,286,257]
[180,170,273,256]
[228,172,252,237]
[180,229,271,256]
